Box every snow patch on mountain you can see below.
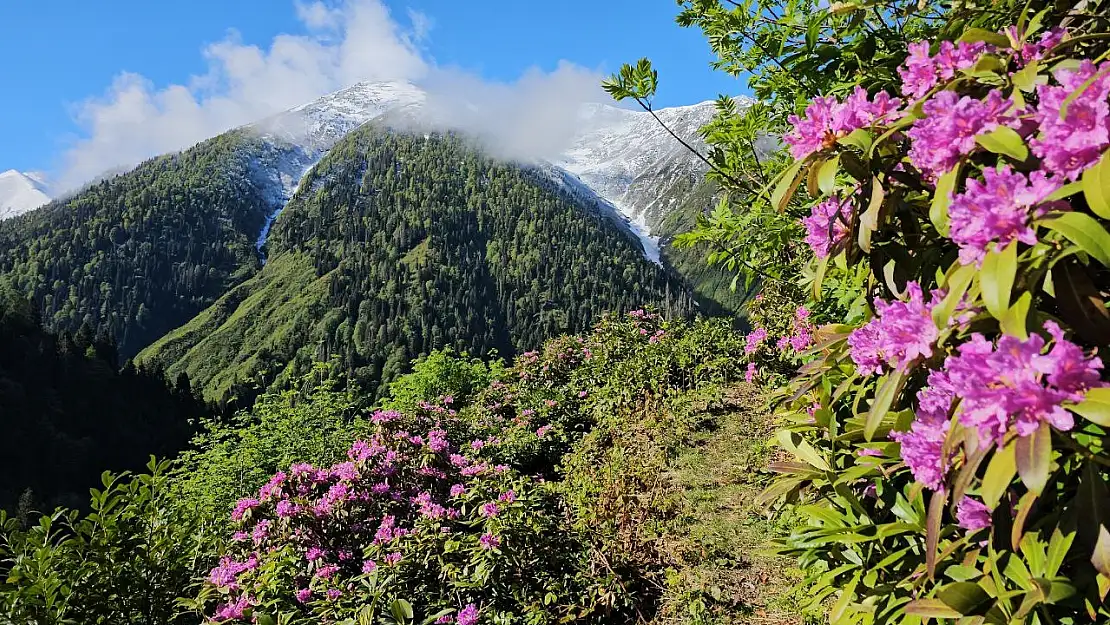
[0,170,51,220]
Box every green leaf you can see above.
[905,598,962,618]
[1000,291,1033,339]
[931,166,960,236]
[830,571,861,622]
[959,28,1012,47]
[933,262,976,328]
[1053,261,1110,345]
[975,126,1029,162]
[1071,387,1110,427]
[937,581,993,615]
[858,178,884,253]
[777,430,831,471]
[1011,61,1042,92]
[980,240,1018,320]
[771,160,806,212]
[865,371,906,441]
[1040,212,1110,266]
[838,128,873,152]
[1082,150,1110,220]
[1047,180,1083,201]
[390,599,414,623]
[981,442,1017,509]
[818,155,840,196]
[927,488,947,579]
[1015,423,1051,495]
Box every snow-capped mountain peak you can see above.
[0,170,51,220]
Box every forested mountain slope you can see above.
[0,284,205,512]
[136,125,695,405]
[0,131,286,358]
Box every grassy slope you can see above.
[660,385,807,624]
[565,380,807,625]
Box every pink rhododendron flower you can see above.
[784,87,902,159]
[480,502,500,518]
[230,497,259,521]
[848,282,941,376]
[892,370,956,490]
[948,166,1064,265]
[384,552,402,565]
[745,362,757,383]
[315,565,339,579]
[450,483,467,497]
[362,559,377,573]
[479,533,501,549]
[802,195,853,258]
[295,588,312,603]
[213,595,252,622]
[498,490,516,503]
[1009,26,1066,65]
[946,322,1104,446]
[457,604,480,625]
[907,90,1016,178]
[745,327,767,354]
[535,425,552,438]
[326,588,342,601]
[1031,60,1110,180]
[956,496,993,531]
[899,40,992,100]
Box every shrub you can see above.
[191,413,606,624]
[747,11,1110,624]
[0,459,214,625]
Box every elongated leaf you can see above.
[1046,526,1076,577]
[938,582,993,615]
[1071,388,1110,427]
[959,28,1012,47]
[1082,151,1110,219]
[865,371,906,441]
[1041,212,1110,266]
[838,128,873,152]
[981,240,1018,320]
[1047,180,1083,201]
[981,442,1017,509]
[1012,491,1039,551]
[1000,292,1033,339]
[1053,261,1110,345]
[858,178,884,253]
[778,430,831,471]
[975,126,1029,162]
[931,166,960,236]
[772,160,806,212]
[818,155,840,196]
[933,262,976,328]
[905,599,962,618]
[927,488,947,579]
[390,599,414,623]
[830,571,861,622]
[1015,423,1051,495]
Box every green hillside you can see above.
[0,131,279,358]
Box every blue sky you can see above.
[0,1,744,185]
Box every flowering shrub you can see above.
[753,12,1110,623]
[195,422,598,624]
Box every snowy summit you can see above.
[0,170,51,220]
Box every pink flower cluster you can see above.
[1030,60,1110,180]
[899,40,991,100]
[945,322,1103,445]
[948,166,1064,265]
[848,282,941,376]
[896,323,1103,491]
[776,306,815,354]
[784,87,902,160]
[745,327,768,355]
[801,195,853,259]
[907,90,1016,178]
[205,425,524,623]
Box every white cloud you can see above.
[57,0,607,190]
